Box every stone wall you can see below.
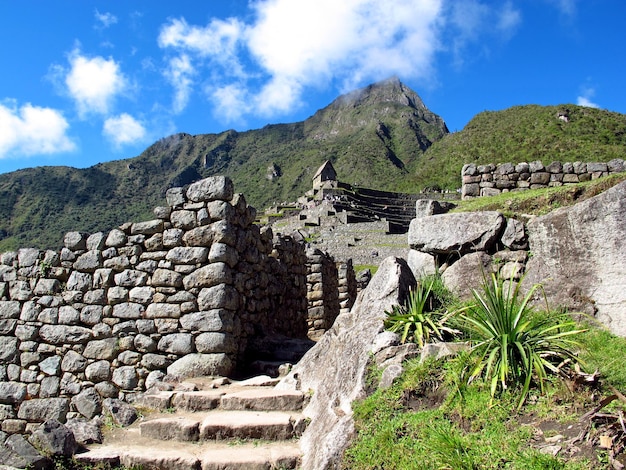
[0,176,343,438]
[461,159,625,199]
[305,249,358,341]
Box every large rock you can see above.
[186,176,234,203]
[29,419,78,457]
[277,256,415,470]
[408,211,505,255]
[167,353,233,379]
[525,180,626,335]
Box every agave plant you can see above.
[459,272,585,408]
[385,276,458,348]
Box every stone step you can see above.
[139,385,305,413]
[76,439,301,470]
[139,410,307,442]
[220,388,306,411]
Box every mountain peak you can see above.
[333,77,427,111]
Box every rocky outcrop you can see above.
[525,180,626,335]
[408,180,626,339]
[277,257,416,470]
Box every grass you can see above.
[344,356,595,470]
[452,172,626,219]
[345,268,626,469]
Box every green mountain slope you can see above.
[416,104,626,190]
[0,78,448,251]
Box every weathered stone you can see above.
[114,270,148,287]
[408,212,505,255]
[39,356,62,375]
[158,333,193,355]
[197,284,239,311]
[195,332,237,354]
[40,376,61,398]
[167,353,233,379]
[129,286,155,304]
[72,387,102,419]
[208,243,239,267]
[61,350,88,372]
[182,263,232,290]
[277,257,415,470]
[166,187,186,207]
[83,338,119,360]
[112,366,139,390]
[133,334,157,353]
[406,249,436,279]
[80,305,103,325]
[29,419,78,457]
[102,398,138,426]
[58,305,80,324]
[112,320,138,336]
[0,381,27,404]
[170,210,197,230]
[0,336,19,364]
[442,252,493,300]
[112,302,144,319]
[2,434,49,470]
[18,398,70,423]
[131,219,163,235]
[186,176,234,203]
[66,271,92,292]
[0,319,17,335]
[180,309,234,332]
[141,353,172,370]
[94,381,118,399]
[85,360,111,382]
[501,217,528,250]
[207,200,236,221]
[33,278,62,295]
[0,300,21,319]
[73,250,102,272]
[105,229,127,248]
[166,247,209,265]
[525,180,626,335]
[39,325,92,344]
[66,418,103,445]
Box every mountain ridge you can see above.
[1,78,625,251]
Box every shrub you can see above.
[384,275,458,347]
[458,273,585,408]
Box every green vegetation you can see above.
[344,273,616,469]
[453,172,626,219]
[417,104,626,191]
[2,78,624,251]
[385,275,457,347]
[458,273,585,408]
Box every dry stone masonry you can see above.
[461,159,625,199]
[0,176,355,447]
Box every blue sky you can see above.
[0,0,624,175]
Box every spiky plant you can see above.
[459,273,585,408]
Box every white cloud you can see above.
[157,0,527,123]
[65,50,127,117]
[103,113,146,147]
[163,54,195,114]
[577,86,600,108]
[95,10,118,29]
[0,101,76,158]
[159,0,444,121]
[210,84,250,123]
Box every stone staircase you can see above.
[75,376,307,470]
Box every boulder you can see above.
[408,212,505,255]
[167,353,233,379]
[277,256,415,470]
[29,419,78,457]
[525,180,626,336]
[442,252,493,300]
